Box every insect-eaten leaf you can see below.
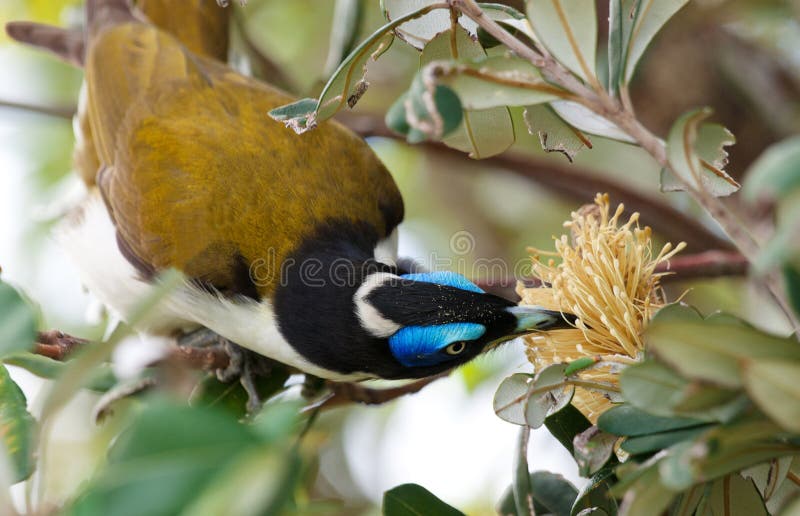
[382,0,475,50]
[0,365,35,483]
[663,108,739,196]
[524,104,592,162]
[0,280,38,358]
[573,426,617,477]
[416,26,515,158]
[269,4,450,133]
[551,100,634,143]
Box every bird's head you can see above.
[352,271,574,378]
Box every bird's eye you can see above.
[445,341,467,356]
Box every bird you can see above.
[6,0,574,392]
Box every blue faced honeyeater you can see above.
[6,0,573,382]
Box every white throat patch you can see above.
[354,272,401,338]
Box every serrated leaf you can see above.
[597,404,705,437]
[494,373,533,425]
[524,104,591,162]
[623,0,690,83]
[742,359,800,432]
[706,475,768,516]
[664,108,740,196]
[743,135,800,204]
[269,3,446,132]
[0,365,35,483]
[418,26,515,157]
[574,427,616,477]
[646,305,800,388]
[383,483,465,516]
[526,0,598,84]
[524,364,574,429]
[550,100,635,142]
[0,281,37,358]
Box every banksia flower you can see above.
[518,193,686,421]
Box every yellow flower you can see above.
[518,193,686,421]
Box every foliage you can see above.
[2,0,800,514]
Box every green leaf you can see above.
[597,405,705,437]
[512,426,535,516]
[3,351,118,392]
[494,373,532,425]
[0,365,35,483]
[784,265,800,317]
[743,135,800,204]
[550,100,634,142]
[189,368,290,419]
[68,400,283,516]
[523,104,591,162]
[269,3,447,132]
[617,462,677,516]
[435,55,564,110]
[623,0,690,83]
[498,471,579,516]
[524,364,574,429]
[544,403,592,455]
[323,0,364,77]
[742,359,800,432]
[571,468,617,516]
[706,475,768,516]
[620,360,742,422]
[607,0,638,94]
[383,0,472,50]
[646,304,800,388]
[573,427,617,477]
[419,26,514,157]
[0,281,37,358]
[663,108,740,196]
[753,191,800,274]
[383,483,465,516]
[620,426,708,456]
[526,0,598,84]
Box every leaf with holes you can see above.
[269,4,446,132]
[382,0,473,50]
[526,0,598,84]
[524,104,591,162]
[663,108,739,196]
[415,25,514,157]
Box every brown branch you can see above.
[316,373,449,411]
[0,99,75,119]
[338,112,733,253]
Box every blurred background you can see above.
[0,0,798,513]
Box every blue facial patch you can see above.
[388,322,486,367]
[400,271,484,293]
